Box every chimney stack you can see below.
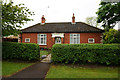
[72,13,75,24]
[41,15,45,24]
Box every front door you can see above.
[55,37,61,44]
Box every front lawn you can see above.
[2,61,33,77]
[40,50,49,57]
[46,64,118,78]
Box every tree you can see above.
[85,16,99,27]
[103,29,120,44]
[114,31,120,43]
[96,2,120,31]
[2,1,35,36]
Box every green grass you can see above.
[0,61,2,76]
[2,61,33,76]
[46,64,118,78]
[40,50,49,57]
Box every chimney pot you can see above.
[41,15,45,24]
[72,13,75,24]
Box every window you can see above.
[37,34,47,45]
[70,34,80,44]
[88,38,95,43]
[25,38,30,42]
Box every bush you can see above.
[103,29,120,44]
[2,42,40,61]
[51,44,120,65]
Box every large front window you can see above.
[37,34,47,45]
[70,34,80,44]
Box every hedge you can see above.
[51,44,120,65]
[2,42,40,61]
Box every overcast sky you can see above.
[12,0,118,30]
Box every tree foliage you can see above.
[103,29,120,43]
[2,1,35,36]
[114,30,120,43]
[96,2,120,31]
[85,16,99,27]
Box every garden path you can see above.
[41,54,51,63]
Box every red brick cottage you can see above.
[19,14,103,48]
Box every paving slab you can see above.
[41,54,51,63]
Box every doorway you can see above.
[55,37,61,44]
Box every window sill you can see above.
[70,43,80,44]
[88,42,94,43]
[39,44,47,45]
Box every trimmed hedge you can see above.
[2,42,40,61]
[51,44,120,65]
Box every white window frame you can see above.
[37,34,47,45]
[25,38,30,42]
[18,35,20,43]
[70,34,80,44]
[88,38,95,43]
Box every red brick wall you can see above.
[20,33,54,48]
[20,33,102,48]
[80,33,102,43]
[63,33,102,44]
[21,33,37,43]
[64,33,70,44]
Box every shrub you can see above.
[103,29,120,44]
[51,44,120,65]
[2,42,40,61]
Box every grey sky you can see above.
[12,0,118,30]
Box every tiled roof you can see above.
[22,22,103,33]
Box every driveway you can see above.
[2,54,51,80]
